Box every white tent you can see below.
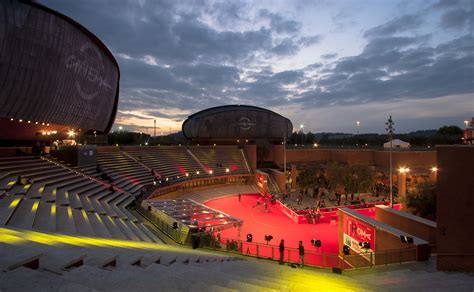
[384,139,410,148]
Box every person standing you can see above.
[238,193,241,202]
[316,207,321,223]
[298,241,305,268]
[279,239,285,264]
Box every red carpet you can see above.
[205,194,339,253]
[205,194,399,267]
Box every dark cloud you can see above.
[363,14,422,38]
[171,64,240,89]
[259,9,301,34]
[270,38,299,55]
[297,35,322,46]
[207,1,249,26]
[363,35,431,54]
[432,0,464,9]
[440,8,473,29]
[321,53,338,60]
[298,34,474,107]
[305,63,324,70]
[271,70,304,84]
[171,19,274,63]
[40,0,473,130]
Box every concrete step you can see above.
[7,198,39,229]
[72,209,94,236]
[113,218,141,241]
[101,215,129,240]
[33,202,56,232]
[56,206,76,234]
[0,195,23,225]
[87,212,112,238]
[0,266,97,292]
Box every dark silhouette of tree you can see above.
[437,125,463,136]
[405,182,437,220]
[342,165,375,196]
[298,165,319,190]
[325,162,345,193]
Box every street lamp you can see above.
[464,120,469,129]
[385,116,395,208]
[118,126,123,132]
[300,124,304,145]
[356,121,360,135]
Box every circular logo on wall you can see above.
[239,117,256,131]
[65,42,113,101]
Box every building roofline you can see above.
[182,105,293,138]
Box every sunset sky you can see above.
[43,0,473,134]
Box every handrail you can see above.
[136,201,420,270]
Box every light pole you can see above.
[385,116,395,208]
[464,120,469,129]
[300,124,304,146]
[356,121,360,135]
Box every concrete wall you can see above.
[375,206,437,251]
[436,146,474,272]
[243,145,257,171]
[278,148,436,169]
[374,151,437,169]
[283,149,332,164]
[268,169,286,192]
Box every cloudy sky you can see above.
[43,0,473,134]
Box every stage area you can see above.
[204,194,378,256]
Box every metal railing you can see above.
[136,204,191,244]
[199,235,344,269]
[136,204,420,270]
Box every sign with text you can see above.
[343,215,375,254]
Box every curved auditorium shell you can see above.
[0,0,120,140]
[182,105,293,142]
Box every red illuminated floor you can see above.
[204,194,379,256]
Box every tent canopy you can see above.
[384,139,410,148]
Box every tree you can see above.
[305,132,315,144]
[405,182,436,220]
[325,162,345,192]
[437,125,463,136]
[298,165,318,190]
[342,165,375,196]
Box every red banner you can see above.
[343,215,375,253]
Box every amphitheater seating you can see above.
[0,156,161,243]
[125,146,204,181]
[96,151,154,196]
[0,227,255,290]
[125,145,251,183]
[189,146,251,176]
[0,226,386,291]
